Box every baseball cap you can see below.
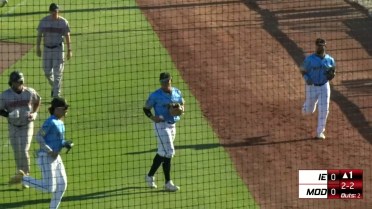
[9,71,24,84]
[51,97,69,109]
[315,38,326,46]
[159,72,171,83]
[49,3,59,11]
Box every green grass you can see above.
[0,1,258,208]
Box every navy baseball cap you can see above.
[51,97,69,109]
[159,72,171,83]
[49,3,59,11]
[315,38,326,46]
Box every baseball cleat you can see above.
[315,132,326,140]
[145,175,157,189]
[9,170,25,185]
[164,180,180,192]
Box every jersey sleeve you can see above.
[301,56,311,72]
[64,20,71,35]
[145,93,155,109]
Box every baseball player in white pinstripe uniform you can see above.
[143,72,185,192]
[0,71,41,183]
[36,3,72,97]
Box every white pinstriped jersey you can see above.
[0,87,41,126]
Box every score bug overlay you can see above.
[298,169,363,199]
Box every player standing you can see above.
[301,38,336,139]
[36,3,72,97]
[9,97,70,209]
[0,71,41,184]
[143,72,185,192]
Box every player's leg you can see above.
[23,152,57,193]
[43,48,55,88]
[51,49,64,97]
[8,125,22,173]
[18,123,33,175]
[50,160,67,209]
[302,85,318,115]
[163,124,176,182]
[316,83,331,136]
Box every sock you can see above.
[148,154,163,177]
[162,157,171,183]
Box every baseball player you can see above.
[9,97,70,209]
[143,72,185,192]
[0,71,41,183]
[37,3,72,97]
[301,38,336,139]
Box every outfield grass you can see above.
[0,1,258,208]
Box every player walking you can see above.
[301,38,336,139]
[37,3,72,97]
[143,72,185,192]
[0,71,41,184]
[9,97,70,209]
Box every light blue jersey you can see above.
[302,53,335,85]
[38,115,65,153]
[145,87,184,123]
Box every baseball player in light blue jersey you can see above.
[143,72,185,192]
[9,97,70,209]
[37,3,72,97]
[301,38,336,140]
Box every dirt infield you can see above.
[0,42,33,74]
[138,0,371,208]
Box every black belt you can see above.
[313,83,326,86]
[45,43,62,49]
[9,123,29,128]
[167,121,175,124]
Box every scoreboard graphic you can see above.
[299,169,363,199]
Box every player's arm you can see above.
[0,95,7,118]
[36,124,53,153]
[36,31,42,57]
[0,109,9,118]
[143,96,164,123]
[65,32,72,60]
[300,59,313,85]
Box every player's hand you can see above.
[151,116,164,123]
[36,48,42,57]
[28,112,38,121]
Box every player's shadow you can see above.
[126,135,314,155]
[0,186,148,208]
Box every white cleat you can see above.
[145,175,157,189]
[164,180,180,192]
[316,132,326,140]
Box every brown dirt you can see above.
[0,41,33,74]
[137,0,372,208]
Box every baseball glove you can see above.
[325,66,336,81]
[168,103,184,116]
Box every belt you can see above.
[167,121,175,124]
[45,43,62,49]
[9,123,29,128]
